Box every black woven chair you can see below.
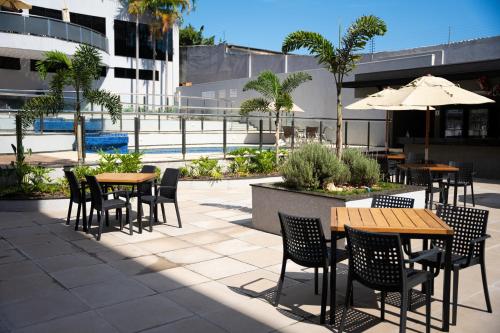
[64,170,91,231]
[275,212,348,324]
[443,161,475,207]
[412,205,491,325]
[406,152,425,164]
[380,158,399,182]
[85,175,131,240]
[117,164,156,201]
[408,168,447,209]
[340,226,440,333]
[139,168,182,231]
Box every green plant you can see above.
[252,150,277,174]
[27,165,53,192]
[117,151,143,173]
[229,156,251,176]
[181,156,222,180]
[10,146,32,188]
[73,164,98,181]
[281,143,349,190]
[282,15,387,157]
[180,24,215,46]
[240,71,312,163]
[342,148,380,186]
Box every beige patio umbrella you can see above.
[368,75,495,161]
[346,87,434,153]
[0,0,32,10]
[268,102,304,113]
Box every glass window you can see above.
[70,12,106,35]
[29,6,62,20]
[114,20,169,61]
[468,109,488,138]
[445,109,463,137]
[114,20,136,58]
[0,56,21,70]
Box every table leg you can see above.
[453,172,458,206]
[81,184,87,232]
[137,186,142,234]
[442,236,452,331]
[329,232,337,325]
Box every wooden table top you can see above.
[96,173,156,184]
[331,207,453,235]
[386,153,406,160]
[397,163,459,172]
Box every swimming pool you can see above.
[142,145,274,154]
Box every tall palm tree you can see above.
[282,15,387,158]
[240,70,312,163]
[127,0,192,112]
[22,45,122,163]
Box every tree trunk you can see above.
[135,15,140,113]
[152,33,156,113]
[75,89,83,163]
[335,85,343,158]
[275,111,280,164]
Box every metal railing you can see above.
[0,11,108,52]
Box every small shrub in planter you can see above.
[180,157,223,180]
[342,148,380,186]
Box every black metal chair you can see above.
[371,195,415,210]
[118,164,156,200]
[408,168,447,209]
[340,226,440,333]
[85,175,131,240]
[275,212,348,324]
[64,170,91,231]
[139,168,182,231]
[412,205,491,325]
[380,158,399,182]
[443,161,475,207]
[406,152,425,164]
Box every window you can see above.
[0,56,21,70]
[114,20,136,58]
[139,69,159,81]
[70,12,106,35]
[29,6,62,20]
[115,67,158,81]
[468,109,488,137]
[444,109,463,137]
[114,20,170,61]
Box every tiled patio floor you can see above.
[0,179,499,332]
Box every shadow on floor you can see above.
[458,193,500,209]
[200,203,252,214]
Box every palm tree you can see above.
[127,0,192,112]
[22,45,122,163]
[282,15,387,158]
[240,70,312,163]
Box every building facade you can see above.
[0,0,180,110]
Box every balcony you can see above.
[0,10,108,53]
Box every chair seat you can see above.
[411,250,471,268]
[406,268,433,288]
[102,199,129,210]
[139,195,175,204]
[327,247,349,263]
[442,179,470,186]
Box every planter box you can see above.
[251,183,426,236]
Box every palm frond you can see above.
[240,98,270,115]
[282,31,336,69]
[84,89,122,124]
[243,71,280,101]
[281,72,312,94]
[36,51,71,80]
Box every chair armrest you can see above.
[155,185,177,189]
[405,247,442,264]
[466,234,490,266]
[103,190,129,201]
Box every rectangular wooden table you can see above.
[329,207,454,331]
[93,172,157,234]
[397,163,460,206]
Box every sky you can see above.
[183,0,500,53]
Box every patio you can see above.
[0,179,499,332]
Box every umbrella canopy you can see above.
[368,75,495,161]
[0,0,32,10]
[268,102,304,113]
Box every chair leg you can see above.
[464,185,467,208]
[75,203,81,231]
[119,208,123,230]
[66,201,73,225]
[408,289,413,311]
[380,291,386,320]
[87,205,93,234]
[116,208,119,220]
[161,203,166,223]
[126,204,131,234]
[320,263,328,324]
[400,290,408,333]
[429,189,434,210]
[480,257,492,313]
[174,201,182,228]
[314,267,319,295]
[97,211,103,241]
[105,211,109,227]
[149,203,154,232]
[452,267,459,325]
[339,276,353,333]
[425,280,432,333]
[471,182,475,207]
[154,203,158,223]
[274,256,287,306]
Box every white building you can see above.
[0,0,180,110]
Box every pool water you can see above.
[142,145,273,154]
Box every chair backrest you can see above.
[278,212,327,267]
[85,175,104,211]
[408,168,432,188]
[406,152,424,164]
[64,170,81,202]
[345,225,405,291]
[449,161,473,183]
[306,127,318,138]
[282,126,293,139]
[435,205,489,259]
[137,165,156,195]
[159,168,179,199]
[371,195,415,208]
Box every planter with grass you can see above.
[251,144,425,236]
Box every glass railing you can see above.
[0,11,108,52]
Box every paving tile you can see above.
[0,248,27,265]
[51,263,122,289]
[186,257,257,280]
[0,216,37,230]
[111,230,166,243]
[134,266,210,293]
[94,243,153,262]
[0,226,49,240]
[97,294,193,333]
[0,273,64,305]
[134,237,192,253]
[230,248,283,268]
[35,253,101,273]
[0,289,89,330]
[154,223,205,236]
[15,239,79,260]
[203,239,260,256]
[178,230,231,245]
[11,311,119,333]
[108,255,178,275]
[141,315,227,333]
[158,246,222,265]
[205,209,244,219]
[71,276,155,308]
[0,260,43,280]
[265,262,316,282]
[71,238,113,253]
[238,231,283,247]
[191,219,233,230]
[0,239,13,250]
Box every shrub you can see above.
[281,143,350,190]
[181,157,222,180]
[95,150,143,174]
[342,148,380,186]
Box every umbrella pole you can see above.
[385,110,389,154]
[425,106,430,162]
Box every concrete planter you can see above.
[251,183,426,236]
